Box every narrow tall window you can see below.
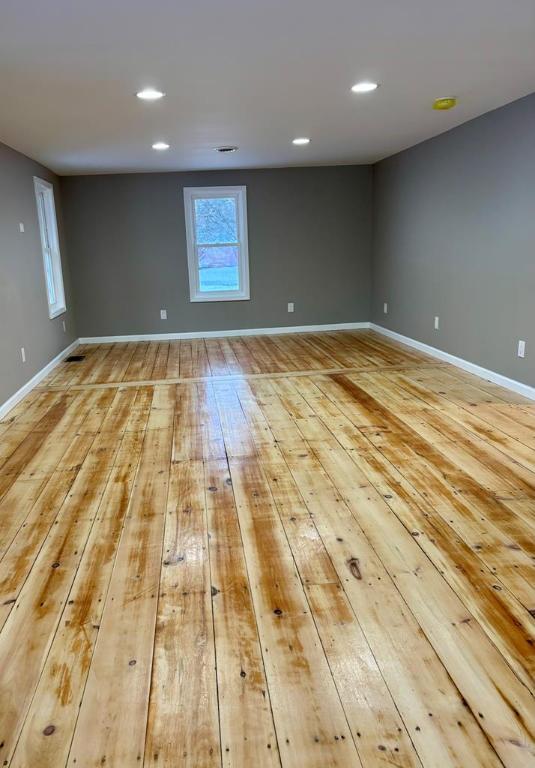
[184,186,250,302]
[34,177,66,318]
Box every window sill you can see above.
[49,306,67,320]
[189,294,250,303]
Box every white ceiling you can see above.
[1,0,534,175]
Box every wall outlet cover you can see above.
[160,309,168,320]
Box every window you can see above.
[184,186,250,302]
[34,177,66,319]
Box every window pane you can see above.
[194,197,237,244]
[44,252,56,304]
[35,178,66,317]
[198,245,239,292]
[39,193,51,248]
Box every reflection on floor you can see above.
[0,331,534,767]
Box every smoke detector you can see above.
[433,97,457,111]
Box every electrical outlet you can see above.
[518,340,526,358]
[434,316,440,330]
[21,347,26,363]
[160,309,167,320]
[383,302,388,314]
[19,222,25,233]
[287,302,294,313]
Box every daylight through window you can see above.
[34,177,66,319]
[184,186,250,302]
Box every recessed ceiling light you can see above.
[215,146,238,153]
[351,81,379,93]
[292,137,311,146]
[136,88,165,101]
[152,141,170,150]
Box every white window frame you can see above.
[183,185,250,302]
[33,177,66,319]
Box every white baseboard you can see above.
[0,339,80,420]
[79,321,370,344]
[371,323,535,401]
[4,325,532,415]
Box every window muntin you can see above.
[184,186,250,302]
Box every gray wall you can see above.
[5,91,531,407]
[0,141,76,406]
[372,92,535,387]
[61,165,372,337]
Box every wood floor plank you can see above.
[165,341,181,379]
[339,372,535,610]
[1,330,534,768]
[248,335,297,373]
[227,337,263,374]
[67,421,172,766]
[0,435,94,630]
[320,371,535,587]
[247,380,504,768]
[95,342,135,384]
[102,341,138,383]
[229,455,363,768]
[213,382,257,459]
[178,339,194,378]
[86,344,118,384]
[123,342,151,382]
[197,382,227,461]
[172,384,204,462]
[0,390,62,433]
[217,337,243,375]
[306,582,423,768]
[205,337,230,376]
[10,426,147,768]
[291,376,535,694]
[191,339,211,378]
[144,458,220,767]
[151,343,170,381]
[235,386,423,767]
[277,441,505,767]
[138,341,159,381]
[0,390,114,559]
[236,385,342,586]
[0,402,130,765]
[0,392,77,490]
[204,459,280,768]
[309,435,535,766]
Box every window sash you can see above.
[184,186,250,302]
[192,194,239,247]
[34,178,66,318]
[43,250,57,305]
[196,240,240,248]
[194,243,243,296]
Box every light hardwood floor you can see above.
[0,330,534,767]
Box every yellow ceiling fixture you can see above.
[433,96,457,111]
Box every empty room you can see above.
[1,1,534,766]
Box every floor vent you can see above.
[65,355,86,362]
